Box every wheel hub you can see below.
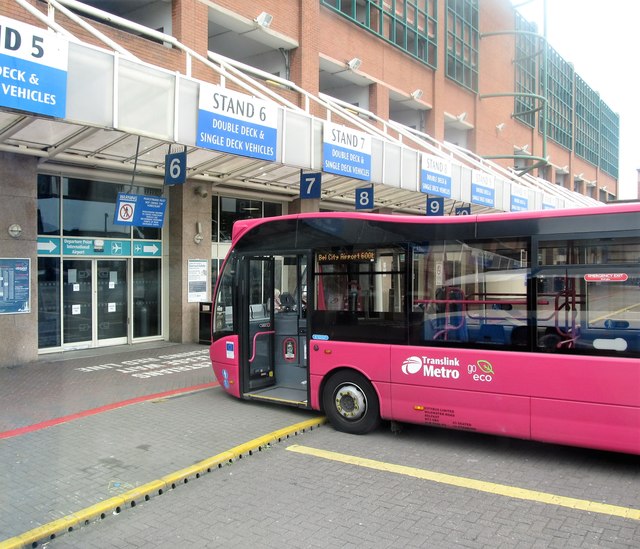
[335,384,366,420]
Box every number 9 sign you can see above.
[426,197,444,216]
[355,187,374,210]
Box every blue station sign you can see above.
[511,185,529,212]
[421,154,452,198]
[471,170,496,208]
[322,122,371,181]
[197,84,278,162]
[0,15,68,118]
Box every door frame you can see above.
[62,257,130,350]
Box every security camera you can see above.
[195,186,208,198]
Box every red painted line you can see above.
[0,382,219,440]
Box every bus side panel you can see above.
[308,341,392,418]
[531,400,640,455]
[390,385,530,438]
[210,336,241,398]
[390,346,531,438]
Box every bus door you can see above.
[244,257,276,390]
[243,254,309,402]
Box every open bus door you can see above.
[241,254,309,406]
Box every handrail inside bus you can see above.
[248,330,275,363]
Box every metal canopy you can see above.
[1,0,603,215]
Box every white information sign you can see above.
[188,259,209,303]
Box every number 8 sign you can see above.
[355,187,374,210]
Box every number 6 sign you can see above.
[164,151,187,185]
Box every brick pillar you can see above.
[369,83,389,124]
[427,0,446,141]
[172,0,209,80]
[168,181,212,343]
[289,198,320,214]
[0,152,38,367]
[290,0,321,112]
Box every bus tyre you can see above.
[323,371,380,435]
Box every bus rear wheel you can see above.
[323,371,380,434]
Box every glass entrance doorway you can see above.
[62,259,128,348]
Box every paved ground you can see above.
[0,342,639,548]
[0,342,213,432]
[52,426,640,549]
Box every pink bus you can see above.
[209,203,640,454]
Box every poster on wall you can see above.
[188,259,209,303]
[0,258,30,314]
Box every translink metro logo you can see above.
[401,355,461,379]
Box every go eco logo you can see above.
[401,355,495,382]
[467,359,494,382]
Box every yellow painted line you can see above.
[287,444,640,521]
[246,393,309,406]
[592,302,640,324]
[0,417,326,549]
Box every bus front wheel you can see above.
[322,371,380,435]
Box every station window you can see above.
[321,0,438,69]
[445,0,478,92]
[212,196,282,243]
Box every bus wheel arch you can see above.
[321,369,381,435]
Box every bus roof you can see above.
[231,202,640,245]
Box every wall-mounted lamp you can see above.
[574,173,584,181]
[254,12,273,28]
[410,89,423,100]
[346,57,362,71]
[194,221,204,245]
[7,223,22,238]
[456,112,467,122]
[519,144,529,153]
[194,185,209,198]
[495,122,505,132]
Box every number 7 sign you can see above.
[300,172,322,199]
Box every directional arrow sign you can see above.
[37,237,59,255]
[133,242,162,257]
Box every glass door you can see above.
[63,259,93,347]
[62,258,129,348]
[97,259,128,345]
[245,257,275,390]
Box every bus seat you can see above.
[510,326,528,347]
[477,324,506,344]
[279,292,296,312]
[250,303,266,319]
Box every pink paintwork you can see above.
[307,340,639,454]
[210,336,241,398]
